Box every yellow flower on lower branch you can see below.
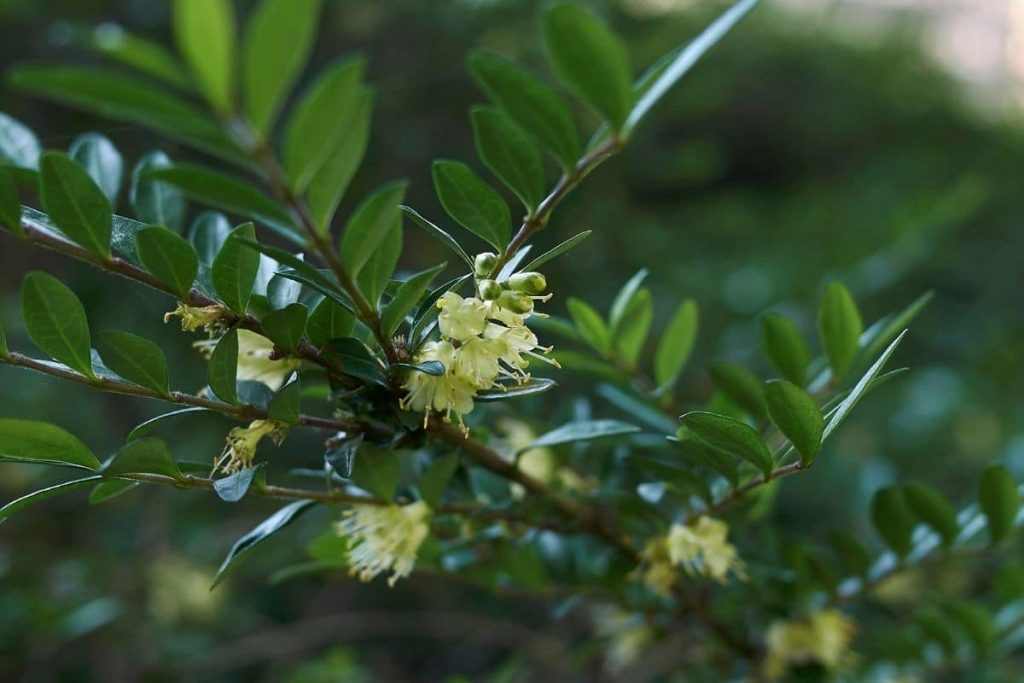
[667,516,745,583]
[764,609,857,679]
[164,303,228,335]
[214,419,286,475]
[336,501,431,586]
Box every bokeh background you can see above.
[2,0,1023,680]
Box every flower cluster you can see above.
[336,501,432,586]
[636,516,744,596]
[213,419,287,475]
[764,609,857,679]
[400,259,556,430]
[164,302,229,336]
[592,607,657,673]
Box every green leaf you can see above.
[818,282,863,381]
[96,330,170,396]
[521,419,639,455]
[214,464,263,502]
[135,226,199,299]
[189,211,232,265]
[350,445,401,500]
[821,331,906,442]
[624,0,758,132]
[709,362,765,421]
[328,338,387,388]
[947,601,996,658]
[324,433,362,479]
[130,150,186,230]
[21,271,94,378]
[431,160,510,249]
[127,407,210,441]
[0,419,100,470]
[213,500,315,587]
[978,465,1020,544]
[382,264,446,337]
[520,230,591,272]
[903,483,959,548]
[871,486,916,558]
[614,288,652,368]
[68,133,122,205]
[306,297,356,347]
[40,151,112,258]
[392,360,445,377]
[860,291,933,366]
[679,411,773,479]
[242,0,323,136]
[400,206,473,267]
[608,269,648,337]
[761,314,810,386]
[764,380,823,466]
[0,111,42,169]
[208,329,239,404]
[173,0,236,114]
[828,530,870,577]
[89,479,139,504]
[470,106,544,212]
[77,24,191,90]
[475,377,556,401]
[104,437,183,479]
[212,223,260,315]
[0,476,103,522]
[283,57,366,192]
[307,88,374,233]
[543,4,633,130]
[0,321,8,358]
[338,181,407,280]
[239,239,348,304]
[418,453,458,509]
[567,297,611,355]
[262,303,308,352]
[268,379,301,423]
[654,299,698,389]
[147,165,294,232]
[0,166,21,233]
[468,52,580,170]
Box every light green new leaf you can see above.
[0,419,100,470]
[608,269,648,337]
[818,282,862,381]
[0,112,42,169]
[764,380,822,465]
[209,328,239,404]
[521,230,591,272]
[104,437,183,480]
[979,465,1020,543]
[382,263,446,337]
[761,313,810,386]
[40,151,112,258]
[0,476,103,522]
[136,226,199,299]
[21,271,94,378]
[400,206,474,267]
[68,133,122,205]
[521,419,640,455]
[283,57,366,192]
[173,0,236,114]
[130,150,186,230]
[567,297,611,355]
[96,330,170,396]
[243,0,324,136]
[212,223,260,315]
[614,288,652,368]
[543,4,633,130]
[871,486,916,558]
[0,167,20,232]
[431,160,510,249]
[471,106,544,212]
[338,181,407,278]
[78,24,191,90]
[262,303,308,352]
[213,499,315,587]
[654,299,698,389]
[903,483,959,548]
[821,331,906,441]
[680,411,773,479]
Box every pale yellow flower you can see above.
[437,292,488,342]
[452,337,503,388]
[164,302,228,335]
[636,537,678,597]
[667,516,745,583]
[592,606,656,673]
[213,419,286,475]
[764,609,857,680]
[336,501,431,586]
[400,340,477,427]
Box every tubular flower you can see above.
[194,329,301,391]
[437,292,488,341]
[336,501,432,586]
[214,419,286,475]
[764,609,857,680]
[636,537,678,597]
[667,516,745,583]
[164,302,229,335]
[399,341,478,426]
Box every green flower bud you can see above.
[474,252,497,277]
[508,271,547,294]
[498,289,534,314]
[477,278,503,300]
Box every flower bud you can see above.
[508,271,547,294]
[477,278,503,301]
[474,252,497,277]
[498,289,534,314]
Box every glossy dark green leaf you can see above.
[0,419,100,470]
[709,362,765,421]
[0,112,42,169]
[979,465,1020,543]
[903,483,959,548]
[476,378,556,401]
[470,106,544,212]
[668,434,740,486]
[871,486,916,558]
[130,150,186,230]
[283,57,366,191]
[418,453,458,509]
[350,445,401,500]
[431,160,509,249]
[654,299,698,389]
[306,297,356,347]
[567,297,611,355]
[127,407,211,441]
[0,166,20,232]
[521,419,639,455]
[392,360,446,377]
[242,0,323,135]
[818,282,862,381]
[104,437,183,480]
[268,380,301,423]
[89,479,140,504]
[214,464,263,502]
[679,411,773,479]
[468,52,580,169]
[136,226,199,298]
[68,133,122,205]
[328,338,387,388]
[212,499,315,587]
[399,206,473,267]
[382,264,446,337]
[39,151,112,258]
[21,271,94,378]
[208,329,239,404]
[324,433,362,479]
[189,211,232,266]
[96,330,170,396]
[543,4,633,130]
[761,313,810,386]
[338,181,407,278]
[764,380,823,465]
[0,476,103,522]
[262,303,308,352]
[212,223,260,315]
[828,530,870,577]
[520,230,591,272]
[173,0,236,114]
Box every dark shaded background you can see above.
[2,0,1023,680]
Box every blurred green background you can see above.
[2,0,1023,680]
